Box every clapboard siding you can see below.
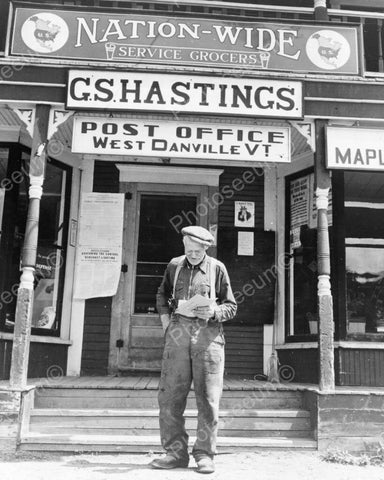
[218,167,264,229]
[218,167,275,327]
[0,340,67,380]
[224,326,263,376]
[338,349,384,387]
[218,168,268,375]
[81,297,112,376]
[81,162,119,375]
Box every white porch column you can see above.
[315,119,335,393]
[9,105,50,389]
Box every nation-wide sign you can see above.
[72,116,291,163]
[326,126,384,171]
[10,6,361,74]
[66,71,303,118]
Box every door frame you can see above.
[108,165,223,373]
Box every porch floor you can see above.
[22,375,319,391]
[2,375,384,393]
[0,375,376,393]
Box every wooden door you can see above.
[115,183,206,371]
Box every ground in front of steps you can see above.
[1,450,384,480]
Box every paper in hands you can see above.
[175,294,216,318]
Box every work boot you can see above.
[195,455,215,474]
[149,454,189,469]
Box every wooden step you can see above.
[31,408,311,418]
[28,427,313,438]
[19,433,317,452]
[29,408,312,437]
[34,389,304,410]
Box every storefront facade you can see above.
[1,0,384,387]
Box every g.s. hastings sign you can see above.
[66,71,303,118]
[10,6,361,74]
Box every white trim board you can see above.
[276,341,384,350]
[117,165,224,186]
[0,332,72,345]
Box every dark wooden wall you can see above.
[80,161,119,376]
[0,340,68,380]
[276,348,319,384]
[218,167,275,326]
[81,297,112,376]
[277,347,384,387]
[337,349,384,387]
[218,167,274,377]
[224,325,263,376]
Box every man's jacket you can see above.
[156,255,237,322]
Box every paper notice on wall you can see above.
[290,227,302,250]
[77,193,124,247]
[74,193,124,299]
[290,175,310,229]
[237,231,254,256]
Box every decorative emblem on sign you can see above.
[21,12,69,53]
[306,29,351,70]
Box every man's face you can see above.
[183,236,207,265]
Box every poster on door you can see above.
[74,193,124,299]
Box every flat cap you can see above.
[181,226,214,247]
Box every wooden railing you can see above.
[2,0,384,73]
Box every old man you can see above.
[150,225,237,474]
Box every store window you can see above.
[0,148,71,335]
[344,171,384,335]
[286,170,333,337]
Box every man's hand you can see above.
[193,305,218,321]
[160,314,171,332]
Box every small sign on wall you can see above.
[237,231,254,256]
[326,126,384,171]
[235,201,255,228]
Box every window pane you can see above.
[32,161,67,330]
[1,156,70,334]
[346,246,384,333]
[287,172,333,336]
[3,150,28,328]
[345,170,384,334]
